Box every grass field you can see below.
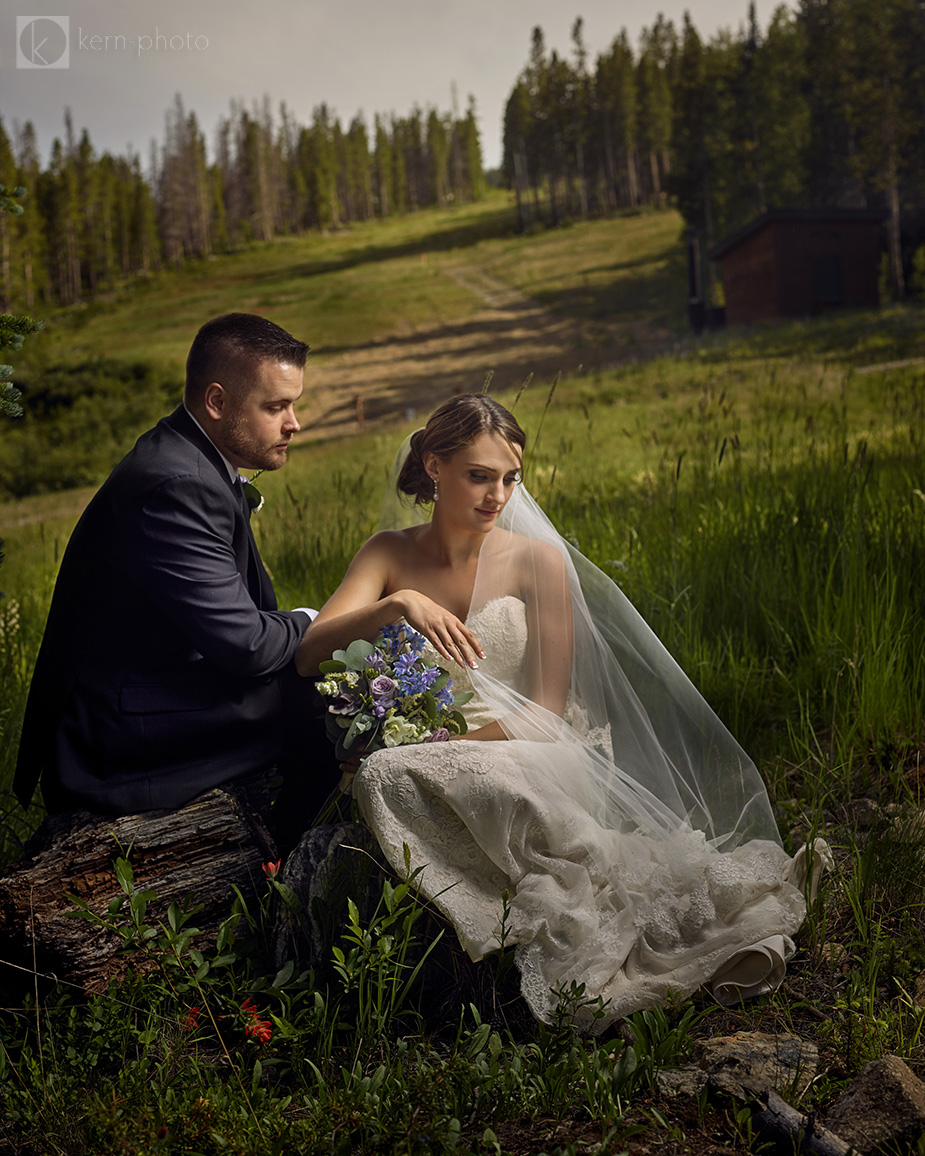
[2,197,925,1153]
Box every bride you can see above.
[296,394,827,1030]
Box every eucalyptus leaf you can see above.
[345,639,376,669]
[318,659,347,674]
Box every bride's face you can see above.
[427,432,522,533]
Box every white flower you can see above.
[342,671,360,688]
[316,679,339,697]
[383,716,422,747]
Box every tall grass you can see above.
[2,307,925,1149]
[3,348,923,847]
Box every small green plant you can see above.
[331,845,445,1036]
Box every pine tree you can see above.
[503,81,534,229]
[426,109,450,205]
[596,31,639,210]
[458,96,485,203]
[373,115,393,219]
[0,183,44,419]
[751,6,809,210]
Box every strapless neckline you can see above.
[466,594,525,626]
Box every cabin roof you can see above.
[710,208,886,261]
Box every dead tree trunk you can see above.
[0,776,276,997]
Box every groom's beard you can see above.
[224,408,291,471]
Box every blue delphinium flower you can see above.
[379,623,405,657]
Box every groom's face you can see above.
[215,359,304,471]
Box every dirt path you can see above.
[300,265,583,442]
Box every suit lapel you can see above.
[165,407,276,609]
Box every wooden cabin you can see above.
[711,209,885,327]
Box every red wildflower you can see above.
[182,1005,201,1031]
[262,859,282,879]
[245,1018,273,1044]
[240,997,272,1045]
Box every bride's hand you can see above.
[397,590,486,669]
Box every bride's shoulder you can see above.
[488,530,569,595]
[357,526,424,560]
[499,529,567,571]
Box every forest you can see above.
[1,0,924,313]
[0,94,485,308]
[501,0,925,302]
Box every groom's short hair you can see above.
[185,313,310,402]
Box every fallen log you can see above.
[0,775,276,997]
[752,1088,853,1156]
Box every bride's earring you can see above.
[432,478,439,502]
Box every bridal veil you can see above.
[381,432,782,856]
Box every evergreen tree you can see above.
[596,31,639,210]
[458,96,486,203]
[751,6,810,210]
[426,109,450,205]
[37,133,81,303]
[11,123,47,308]
[503,81,534,229]
[0,183,44,419]
[373,114,393,218]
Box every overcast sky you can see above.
[2,0,767,172]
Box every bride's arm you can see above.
[523,541,574,718]
[294,535,484,675]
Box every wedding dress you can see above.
[350,450,829,1031]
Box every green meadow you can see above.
[2,197,925,1153]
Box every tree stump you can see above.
[0,775,277,997]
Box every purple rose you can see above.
[369,675,398,701]
[424,727,451,743]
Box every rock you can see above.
[656,1066,708,1098]
[818,942,850,970]
[852,798,882,829]
[825,1055,925,1153]
[694,1031,819,1100]
[271,820,385,970]
[270,820,522,1027]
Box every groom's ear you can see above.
[203,382,227,422]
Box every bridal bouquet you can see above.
[316,622,471,761]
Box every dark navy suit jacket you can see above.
[14,406,312,814]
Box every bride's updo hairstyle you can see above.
[398,394,526,506]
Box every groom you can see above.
[14,312,331,829]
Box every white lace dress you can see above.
[353,596,819,1029]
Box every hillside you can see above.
[12,193,688,441]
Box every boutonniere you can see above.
[239,471,265,513]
